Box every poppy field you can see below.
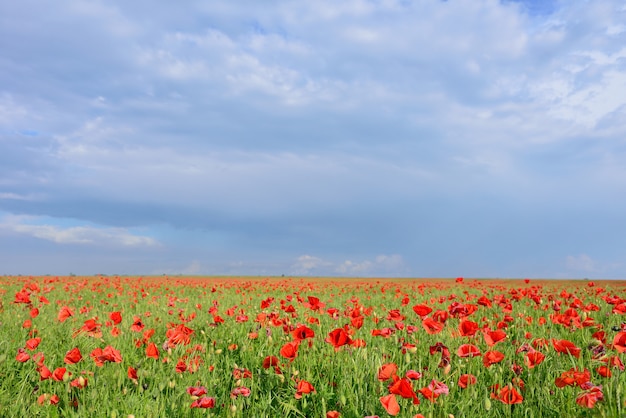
[2,275,626,417]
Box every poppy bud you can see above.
[484,397,492,411]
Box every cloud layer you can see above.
[1,0,626,277]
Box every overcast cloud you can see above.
[1,0,625,278]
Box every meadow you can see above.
[1,275,625,417]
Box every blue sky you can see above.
[1,0,626,278]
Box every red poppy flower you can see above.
[576,387,604,408]
[458,374,477,389]
[128,367,138,381]
[52,367,70,381]
[58,306,74,322]
[552,339,581,358]
[130,316,145,332]
[38,365,52,381]
[190,397,215,408]
[412,304,432,318]
[457,344,481,358]
[326,328,352,350]
[612,332,626,353]
[379,394,400,416]
[64,347,83,364]
[388,376,419,404]
[492,385,523,404]
[70,376,88,389]
[422,317,444,334]
[405,369,422,380]
[292,325,315,341]
[378,363,398,381]
[483,329,507,346]
[555,368,591,388]
[15,348,30,363]
[326,411,340,418]
[483,350,505,367]
[91,346,123,366]
[524,351,545,369]
[145,342,159,359]
[109,311,122,325]
[25,337,41,351]
[295,380,315,399]
[459,320,479,337]
[280,341,299,361]
[231,387,251,398]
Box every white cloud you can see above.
[0,216,158,247]
[291,255,333,275]
[291,254,406,276]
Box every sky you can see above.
[1,0,626,278]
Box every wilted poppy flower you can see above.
[379,394,400,416]
[295,380,315,399]
[576,387,604,408]
[458,374,477,389]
